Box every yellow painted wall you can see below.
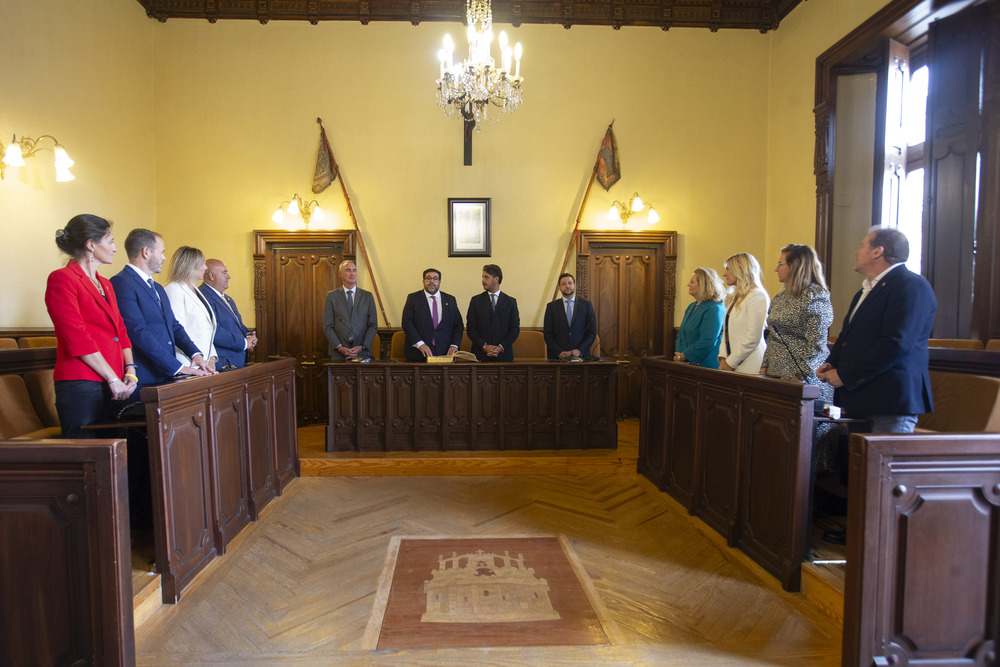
[2,0,894,330]
[0,0,155,326]
[763,0,889,293]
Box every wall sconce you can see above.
[607,192,659,228]
[1,134,75,182]
[271,193,325,227]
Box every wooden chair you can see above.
[390,331,407,361]
[927,338,984,350]
[17,336,58,349]
[591,334,601,357]
[370,333,381,360]
[0,337,17,350]
[512,330,546,359]
[461,332,473,352]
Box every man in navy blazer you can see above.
[199,258,257,369]
[818,227,936,433]
[401,268,463,361]
[543,273,597,360]
[109,228,212,388]
[466,264,520,362]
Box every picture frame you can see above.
[448,198,492,257]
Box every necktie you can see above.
[566,299,573,324]
[431,296,439,346]
[347,289,354,313]
[147,278,161,304]
[491,293,497,311]
[224,294,248,333]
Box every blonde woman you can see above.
[674,268,726,368]
[718,252,769,373]
[164,246,218,373]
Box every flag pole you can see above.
[318,117,391,327]
[552,125,611,301]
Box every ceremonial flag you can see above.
[312,121,337,194]
[596,123,620,191]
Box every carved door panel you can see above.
[576,231,676,417]
[254,231,355,425]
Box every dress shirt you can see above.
[849,263,902,321]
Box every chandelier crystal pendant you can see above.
[436,0,523,131]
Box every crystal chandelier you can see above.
[436,0,523,131]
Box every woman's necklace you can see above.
[80,260,105,297]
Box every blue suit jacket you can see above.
[542,297,597,359]
[199,283,249,369]
[827,265,936,417]
[110,266,202,386]
[466,291,520,362]
[401,290,464,361]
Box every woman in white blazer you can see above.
[164,246,218,372]
[718,252,769,374]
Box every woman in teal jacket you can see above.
[674,267,726,368]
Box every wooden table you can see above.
[326,360,619,452]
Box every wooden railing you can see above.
[638,358,819,591]
[326,360,618,452]
[141,359,300,603]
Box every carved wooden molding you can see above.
[135,0,803,31]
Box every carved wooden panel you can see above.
[210,383,251,553]
[140,359,299,603]
[134,0,804,31]
[246,375,278,518]
[150,396,217,603]
[0,440,134,666]
[843,433,1000,666]
[639,358,819,591]
[696,384,740,538]
[326,362,618,452]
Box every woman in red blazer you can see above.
[45,214,137,437]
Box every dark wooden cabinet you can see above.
[843,433,1000,666]
[326,361,619,452]
[639,358,819,591]
[0,440,134,666]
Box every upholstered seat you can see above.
[0,337,17,350]
[927,338,984,350]
[512,330,546,359]
[22,369,59,428]
[0,374,60,439]
[17,336,58,349]
[917,372,1000,432]
[390,330,406,361]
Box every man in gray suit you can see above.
[323,260,378,361]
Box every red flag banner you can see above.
[312,121,337,194]
[596,124,620,191]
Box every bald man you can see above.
[199,259,257,369]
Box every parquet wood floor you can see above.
[135,427,843,665]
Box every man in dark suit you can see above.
[466,264,520,362]
[323,260,378,361]
[401,268,463,361]
[818,226,936,433]
[109,228,212,388]
[199,258,257,369]
[543,272,597,360]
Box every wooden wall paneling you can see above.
[737,394,814,592]
[638,363,668,487]
[148,393,217,603]
[327,365,358,452]
[471,368,501,449]
[245,374,277,518]
[582,365,618,448]
[695,384,740,539]
[0,440,134,666]
[209,383,251,553]
[664,375,701,511]
[555,367,585,448]
[843,433,1000,666]
[273,364,301,491]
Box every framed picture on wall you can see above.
[448,198,492,257]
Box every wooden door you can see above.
[576,231,676,417]
[253,230,354,424]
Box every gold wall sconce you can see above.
[1,134,75,181]
[607,192,659,228]
[271,193,325,227]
